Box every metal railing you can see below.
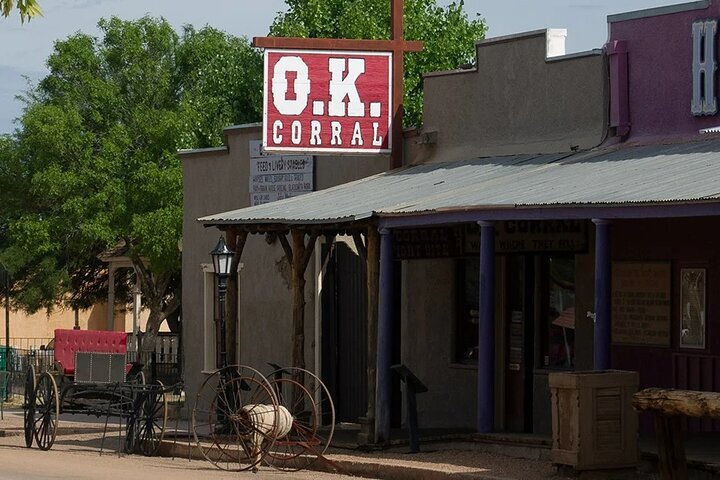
[7,350,181,397]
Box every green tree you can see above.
[270,0,486,127]
[1,0,41,22]
[1,17,262,359]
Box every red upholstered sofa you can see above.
[54,329,129,376]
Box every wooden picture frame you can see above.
[680,268,706,349]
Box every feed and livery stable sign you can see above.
[263,49,392,154]
[249,140,314,206]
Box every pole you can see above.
[4,267,9,371]
[593,219,611,370]
[375,228,394,443]
[477,221,496,433]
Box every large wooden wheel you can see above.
[23,365,36,448]
[137,381,168,456]
[192,365,279,472]
[265,367,335,471]
[33,372,59,450]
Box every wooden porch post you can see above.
[286,229,319,373]
[365,227,380,443]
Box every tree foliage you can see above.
[0,17,262,353]
[0,0,41,22]
[270,0,486,127]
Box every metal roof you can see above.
[199,139,720,227]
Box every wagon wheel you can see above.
[265,367,335,471]
[122,367,148,454]
[192,365,279,472]
[137,380,168,456]
[23,365,36,448]
[33,372,59,450]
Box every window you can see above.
[201,264,218,372]
[680,267,706,349]
[542,255,575,369]
[455,259,479,364]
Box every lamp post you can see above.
[210,235,234,369]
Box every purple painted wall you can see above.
[608,2,720,141]
[611,217,720,432]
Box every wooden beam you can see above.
[301,231,320,273]
[633,388,720,418]
[353,232,367,262]
[278,233,293,264]
[252,36,422,52]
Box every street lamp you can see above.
[210,235,234,369]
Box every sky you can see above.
[0,0,684,134]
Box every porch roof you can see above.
[199,138,720,228]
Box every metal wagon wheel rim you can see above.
[123,369,147,454]
[33,372,59,451]
[192,365,279,472]
[23,365,36,448]
[265,367,336,471]
[138,380,168,456]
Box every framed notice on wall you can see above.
[680,268,706,349]
[611,262,671,346]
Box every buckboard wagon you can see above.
[23,329,173,455]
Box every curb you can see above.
[157,439,521,480]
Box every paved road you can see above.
[0,410,369,480]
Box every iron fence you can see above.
[7,350,181,397]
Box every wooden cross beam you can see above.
[253,0,423,169]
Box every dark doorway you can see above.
[504,255,535,433]
[321,241,368,423]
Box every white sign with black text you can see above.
[249,140,314,206]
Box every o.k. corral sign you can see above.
[263,49,392,154]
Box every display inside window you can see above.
[680,268,706,349]
[544,256,575,368]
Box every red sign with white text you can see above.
[263,49,392,154]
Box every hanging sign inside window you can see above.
[263,49,392,154]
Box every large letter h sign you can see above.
[692,19,718,116]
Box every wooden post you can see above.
[632,388,720,480]
[289,229,319,371]
[654,415,688,480]
[225,229,248,366]
[366,227,380,443]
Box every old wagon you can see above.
[23,329,170,455]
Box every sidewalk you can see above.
[8,405,720,479]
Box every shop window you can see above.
[542,255,575,369]
[455,259,479,364]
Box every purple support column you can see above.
[477,221,495,433]
[593,219,611,370]
[376,227,394,443]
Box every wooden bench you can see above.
[633,387,720,480]
[53,329,131,378]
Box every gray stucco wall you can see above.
[419,30,607,164]
[401,259,477,429]
[181,124,387,405]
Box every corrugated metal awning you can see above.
[199,139,720,227]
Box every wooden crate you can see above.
[549,370,639,470]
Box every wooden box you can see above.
[549,370,639,470]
